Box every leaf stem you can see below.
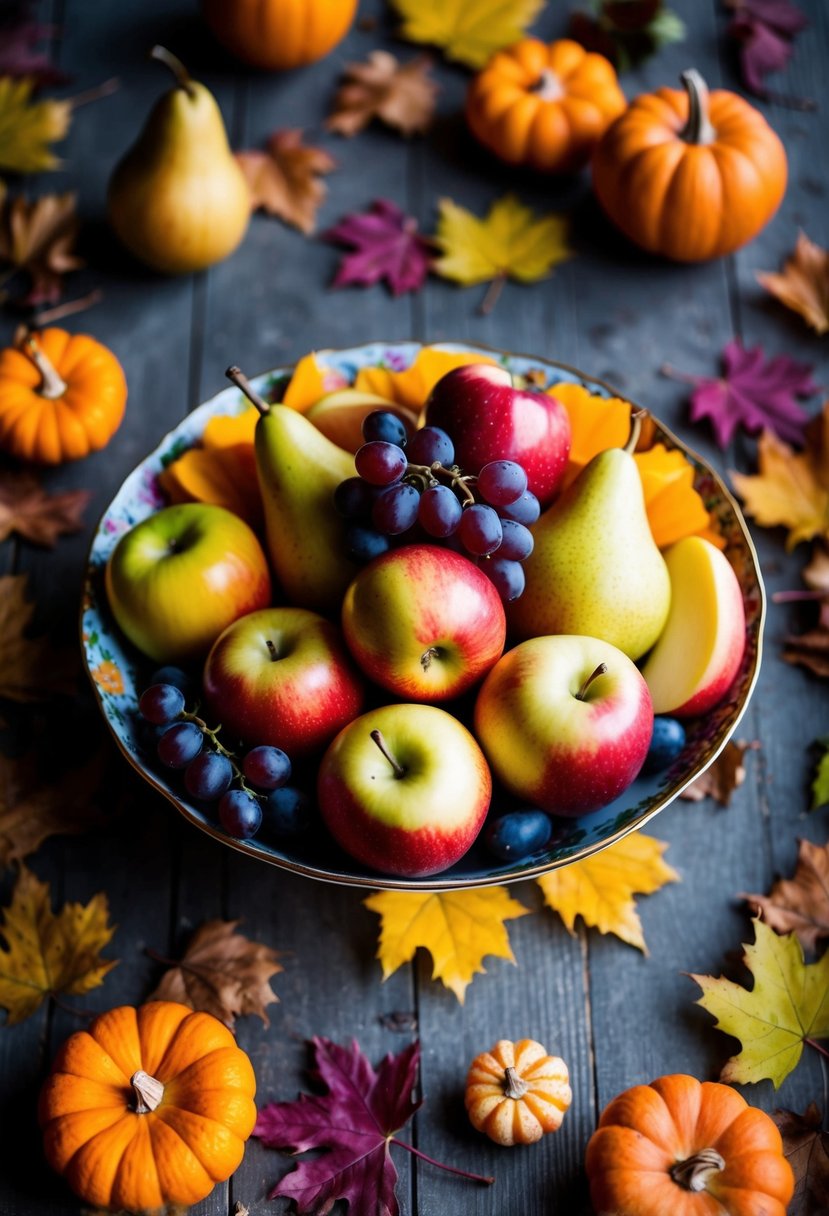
[391,1139,494,1185]
[660,362,701,386]
[51,993,96,1020]
[32,289,103,326]
[806,1037,829,1061]
[145,945,182,969]
[69,76,120,110]
[478,272,506,316]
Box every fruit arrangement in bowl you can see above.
[82,341,763,890]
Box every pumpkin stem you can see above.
[531,68,564,103]
[678,70,716,146]
[670,1147,726,1192]
[226,365,271,416]
[503,1065,530,1100]
[150,45,196,99]
[130,1070,164,1114]
[19,333,67,400]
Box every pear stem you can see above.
[150,45,196,99]
[226,365,270,416]
[576,663,607,702]
[19,333,67,399]
[370,730,405,779]
[624,411,645,454]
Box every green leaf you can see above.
[811,739,829,810]
[0,77,70,174]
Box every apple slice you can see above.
[306,389,418,453]
[641,536,746,717]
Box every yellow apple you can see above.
[305,390,418,453]
[641,536,746,717]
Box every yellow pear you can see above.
[108,46,250,275]
[305,390,417,453]
[508,419,671,660]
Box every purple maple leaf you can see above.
[0,2,69,85]
[323,199,434,296]
[255,1036,422,1216]
[683,340,817,448]
[726,0,807,96]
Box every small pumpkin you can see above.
[465,1038,572,1145]
[585,1073,794,1216]
[466,39,626,173]
[592,69,787,262]
[39,1001,257,1211]
[0,328,127,464]
[202,0,358,71]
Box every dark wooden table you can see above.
[2,1,828,1213]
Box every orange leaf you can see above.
[203,406,258,448]
[634,444,724,550]
[548,381,631,487]
[282,352,349,412]
[159,444,262,530]
[757,231,829,336]
[355,347,497,412]
[235,129,336,235]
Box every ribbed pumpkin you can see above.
[465,1039,572,1146]
[466,39,626,173]
[39,1002,257,1211]
[592,70,787,261]
[0,328,127,464]
[585,1073,794,1216]
[202,0,358,71]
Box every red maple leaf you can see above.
[323,199,434,296]
[0,2,69,85]
[725,0,808,98]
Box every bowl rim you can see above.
[81,338,766,891]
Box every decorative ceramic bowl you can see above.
[82,341,764,890]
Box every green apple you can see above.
[105,503,271,663]
[317,703,492,877]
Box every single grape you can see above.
[184,751,233,801]
[346,524,392,563]
[362,410,408,447]
[482,556,525,602]
[485,810,552,862]
[407,426,454,468]
[644,717,687,773]
[157,721,204,769]
[477,460,528,507]
[149,665,190,693]
[355,441,407,486]
[498,518,534,561]
[418,484,462,537]
[372,483,420,535]
[243,745,292,791]
[459,503,503,556]
[219,788,263,839]
[499,490,541,525]
[139,683,185,725]
[334,476,377,520]
[263,786,310,837]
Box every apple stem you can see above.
[391,1139,494,1185]
[370,729,406,779]
[226,365,271,416]
[624,411,646,454]
[576,663,608,701]
[265,638,279,661]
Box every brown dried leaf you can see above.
[0,573,77,701]
[235,129,336,235]
[0,469,90,546]
[0,191,83,305]
[742,839,829,952]
[773,1104,829,1216]
[679,740,760,807]
[326,51,438,138]
[783,597,829,679]
[758,232,829,336]
[0,750,106,867]
[148,919,283,1031]
[803,540,829,592]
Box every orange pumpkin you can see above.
[585,1073,794,1216]
[592,70,787,261]
[466,39,626,173]
[202,0,358,71]
[39,1001,257,1211]
[0,328,127,464]
[465,1038,572,1146]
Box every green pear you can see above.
[108,46,250,275]
[507,421,670,660]
[227,367,357,614]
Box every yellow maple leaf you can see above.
[731,422,829,550]
[390,0,545,69]
[0,865,117,1025]
[0,77,71,174]
[364,886,529,1002]
[691,918,829,1088]
[536,832,679,953]
[432,195,571,311]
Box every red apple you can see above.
[425,363,571,506]
[105,503,271,663]
[474,635,653,817]
[318,703,491,877]
[341,544,506,701]
[203,606,365,757]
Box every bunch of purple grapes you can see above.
[334,410,540,602]
[138,669,308,842]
